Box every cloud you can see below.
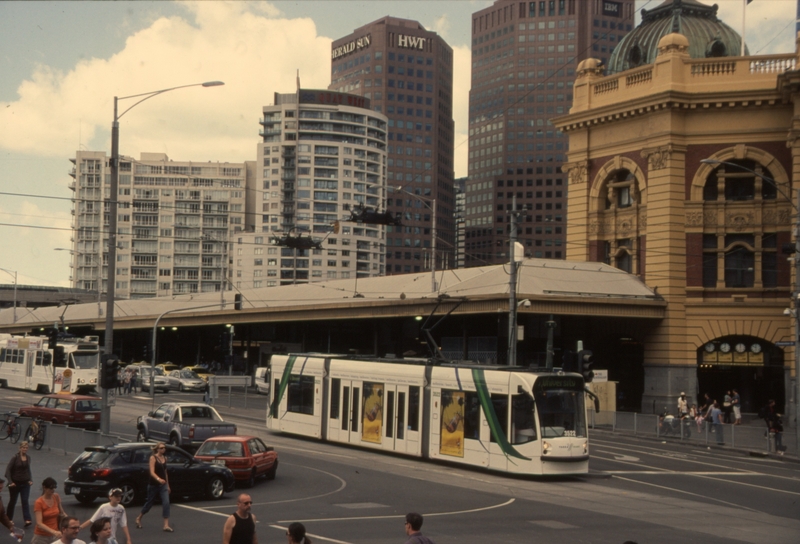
[0,1,333,163]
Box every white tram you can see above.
[266,354,590,476]
[0,334,101,394]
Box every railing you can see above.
[590,410,795,457]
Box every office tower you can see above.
[330,17,455,276]
[255,87,388,285]
[69,151,251,298]
[466,0,634,265]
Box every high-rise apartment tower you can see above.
[466,0,634,265]
[329,17,456,276]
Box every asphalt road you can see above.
[1,388,798,544]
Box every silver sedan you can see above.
[166,370,207,392]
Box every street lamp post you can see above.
[102,80,224,433]
[54,248,103,316]
[392,186,437,292]
[700,158,799,452]
[0,268,17,324]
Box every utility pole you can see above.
[507,196,524,366]
[795,189,800,453]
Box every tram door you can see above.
[24,350,35,390]
[328,380,361,445]
[383,386,410,454]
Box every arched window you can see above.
[703,160,777,202]
[602,169,637,210]
[706,39,727,58]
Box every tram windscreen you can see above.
[533,376,586,438]
[72,351,100,370]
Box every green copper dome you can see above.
[608,0,746,74]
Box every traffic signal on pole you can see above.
[561,350,577,373]
[101,354,120,389]
[48,328,59,350]
[142,343,150,361]
[234,293,243,311]
[578,349,594,383]
[53,346,65,368]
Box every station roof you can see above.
[0,259,664,333]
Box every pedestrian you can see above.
[4,441,33,527]
[56,517,86,544]
[404,512,435,544]
[222,494,257,544]
[763,399,786,455]
[116,368,124,395]
[0,477,17,535]
[723,390,733,424]
[123,371,132,395]
[79,488,131,544]
[89,517,115,544]
[677,392,688,418]
[134,443,172,532]
[710,401,724,445]
[31,477,66,544]
[286,522,311,544]
[732,389,741,425]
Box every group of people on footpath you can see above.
[115,368,139,396]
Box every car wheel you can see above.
[207,476,225,500]
[169,433,180,447]
[136,429,147,442]
[118,483,138,506]
[266,460,278,481]
[179,384,184,392]
[245,469,256,489]
[76,492,96,506]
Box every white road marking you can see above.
[269,524,353,544]
[612,476,762,513]
[280,498,515,523]
[595,449,640,462]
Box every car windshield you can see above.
[72,351,99,370]
[74,450,111,466]
[196,441,243,457]
[76,400,102,412]
[181,371,200,379]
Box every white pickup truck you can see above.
[136,402,237,450]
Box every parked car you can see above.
[64,443,235,506]
[157,363,180,373]
[18,394,102,431]
[194,435,278,487]
[254,367,270,395]
[166,369,207,392]
[131,365,170,393]
[136,403,237,450]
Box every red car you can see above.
[18,394,102,431]
[194,435,278,487]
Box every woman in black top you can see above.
[135,442,172,532]
[4,441,33,527]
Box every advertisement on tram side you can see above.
[440,390,465,457]
[361,382,383,443]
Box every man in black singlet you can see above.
[223,494,257,544]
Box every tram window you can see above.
[397,392,405,439]
[463,392,481,440]
[408,386,420,432]
[342,387,350,431]
[351,387,360,432]
[330,378,341,420]
[386,391,395,438]
[511,394,537,444]
[489,394,509,444]
[287,374,315,415]
[35,351,52,366]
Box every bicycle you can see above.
[0,412,22,443]
[24,416,46,450]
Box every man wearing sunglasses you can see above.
[222,494,257,544]
[56,517,86,544]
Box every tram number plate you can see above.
[564,430,576,437]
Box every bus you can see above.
[0,334,101,394]
[267,354,590,476]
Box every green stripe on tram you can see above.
[471,368,530,461]
[270,355,297,418]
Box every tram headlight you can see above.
[583,441,588,454]
[542,441,550,455]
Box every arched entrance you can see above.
[697,336,785,413]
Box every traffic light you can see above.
[142,343,150,361]
[578,349,594,383]
[48,328,59,350]
[219,332,231,352]
[561,350,577,373]
[53,346,65,367]
[101,354,120,389]
[234,294,243,311]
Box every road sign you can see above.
[775,341,795,347]
[208,375,251,387]
[592,369,608,383]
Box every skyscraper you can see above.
[465,0,634,265]
[329,17,455,277]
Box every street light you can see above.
[54,248,103,316]
[390,186,437,292]
[701,157,799,453]
[0,267,17,324]
[104,80,224,432]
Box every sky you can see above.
[0,0,796,288]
